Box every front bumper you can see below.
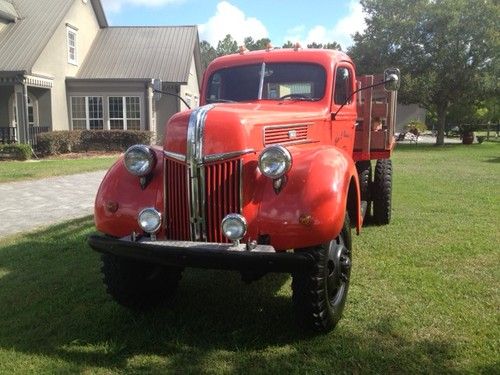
[88,234,315,273]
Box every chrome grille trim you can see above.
[186,105,214,241]
[164,150,186,163]
[203,149,255,164]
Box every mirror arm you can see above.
[332,78,393,120]
[153,89,191,110]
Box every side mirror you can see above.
[384,68,400,91]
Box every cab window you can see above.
[334,67,353,105]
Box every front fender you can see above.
[94,148,164,237]
[254,146,360,251]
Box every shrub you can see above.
[0,143,32,160]
[36,131,82,155]
[35,130,153,155]
[405,120,427,136]
[80,130,153,152]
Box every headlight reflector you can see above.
[258,145,292,179]
[124,145,156,176]
[221,214,247,242]
[138,208,162,233]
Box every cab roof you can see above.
[208,48,354,71]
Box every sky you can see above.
[101,0,367,50]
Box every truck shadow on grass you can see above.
[0,217,458,373]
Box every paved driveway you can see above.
[0,170,107,238]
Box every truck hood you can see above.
[164,102,330,156]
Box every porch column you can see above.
[13,81,29,144]
[147,82,156,141]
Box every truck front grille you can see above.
[164,157,241,242]
[205,159,241,243]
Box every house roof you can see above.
[77,26,200,83]
[0,0,107,72]
[0,0,19,21]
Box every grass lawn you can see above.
[0,142,498,374]
[0,154,120,183]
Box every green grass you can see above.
[0,143,498,374]
[0,155,119,183]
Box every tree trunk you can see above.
[436,105,447,146]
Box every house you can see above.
[0,0,201,144]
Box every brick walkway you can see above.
[0,170,107,238]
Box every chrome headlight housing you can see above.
[258,145,292,179]
[221,214,247,242]
[138,208,162,233]
[124,145,156,176]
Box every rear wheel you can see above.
[292,215,352,332]
[101,253,182,310]
[356,160,372,217]
[372,159,393,225]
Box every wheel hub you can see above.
[326,241,351,303]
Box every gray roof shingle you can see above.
[77,26,199,83]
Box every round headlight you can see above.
[258,145,292,179]
[221,214,247,242]
[124,145,156,176]
[138,208,162,233]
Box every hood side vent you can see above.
[264,124,309,146]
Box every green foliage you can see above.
[349,0,499,144]
[79,130,153,152]
[36,131,82,155]
[405,120,427,135]
[216,34,238,57]
[243,36,271,51]
[200,40,217,71]
[307,42,342,50]
[0,143,32,160]
[36,130,153,155]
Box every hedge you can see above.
[0,143,32,160]
[36,130,153,155]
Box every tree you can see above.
[348,0,499,145]
[216,34,238,57]
[306,42,342,50]
[282,41,294,48]
[243,36,272,51]
[200,40,217,71]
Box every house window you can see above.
[108,96,141,130]
[71,96,103,130]
[67,27,77,65]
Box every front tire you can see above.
[101,253,182,310]
[292,215,352,332]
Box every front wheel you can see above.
[292,215,352,332]
[101,253,183,310]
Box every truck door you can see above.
[331,64,357,154]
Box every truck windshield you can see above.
[206,63,326,103]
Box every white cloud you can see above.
[102,0,185,13]
[283,1,366,49]
[199,1,268,46]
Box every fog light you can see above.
[138,208,162,233]
[221,214,247,243]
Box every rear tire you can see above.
[356,160,372,217]
[292,215,352,332]
[372,159,393,225]
[101,253,182,310]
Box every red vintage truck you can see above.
[88,47,399,332]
